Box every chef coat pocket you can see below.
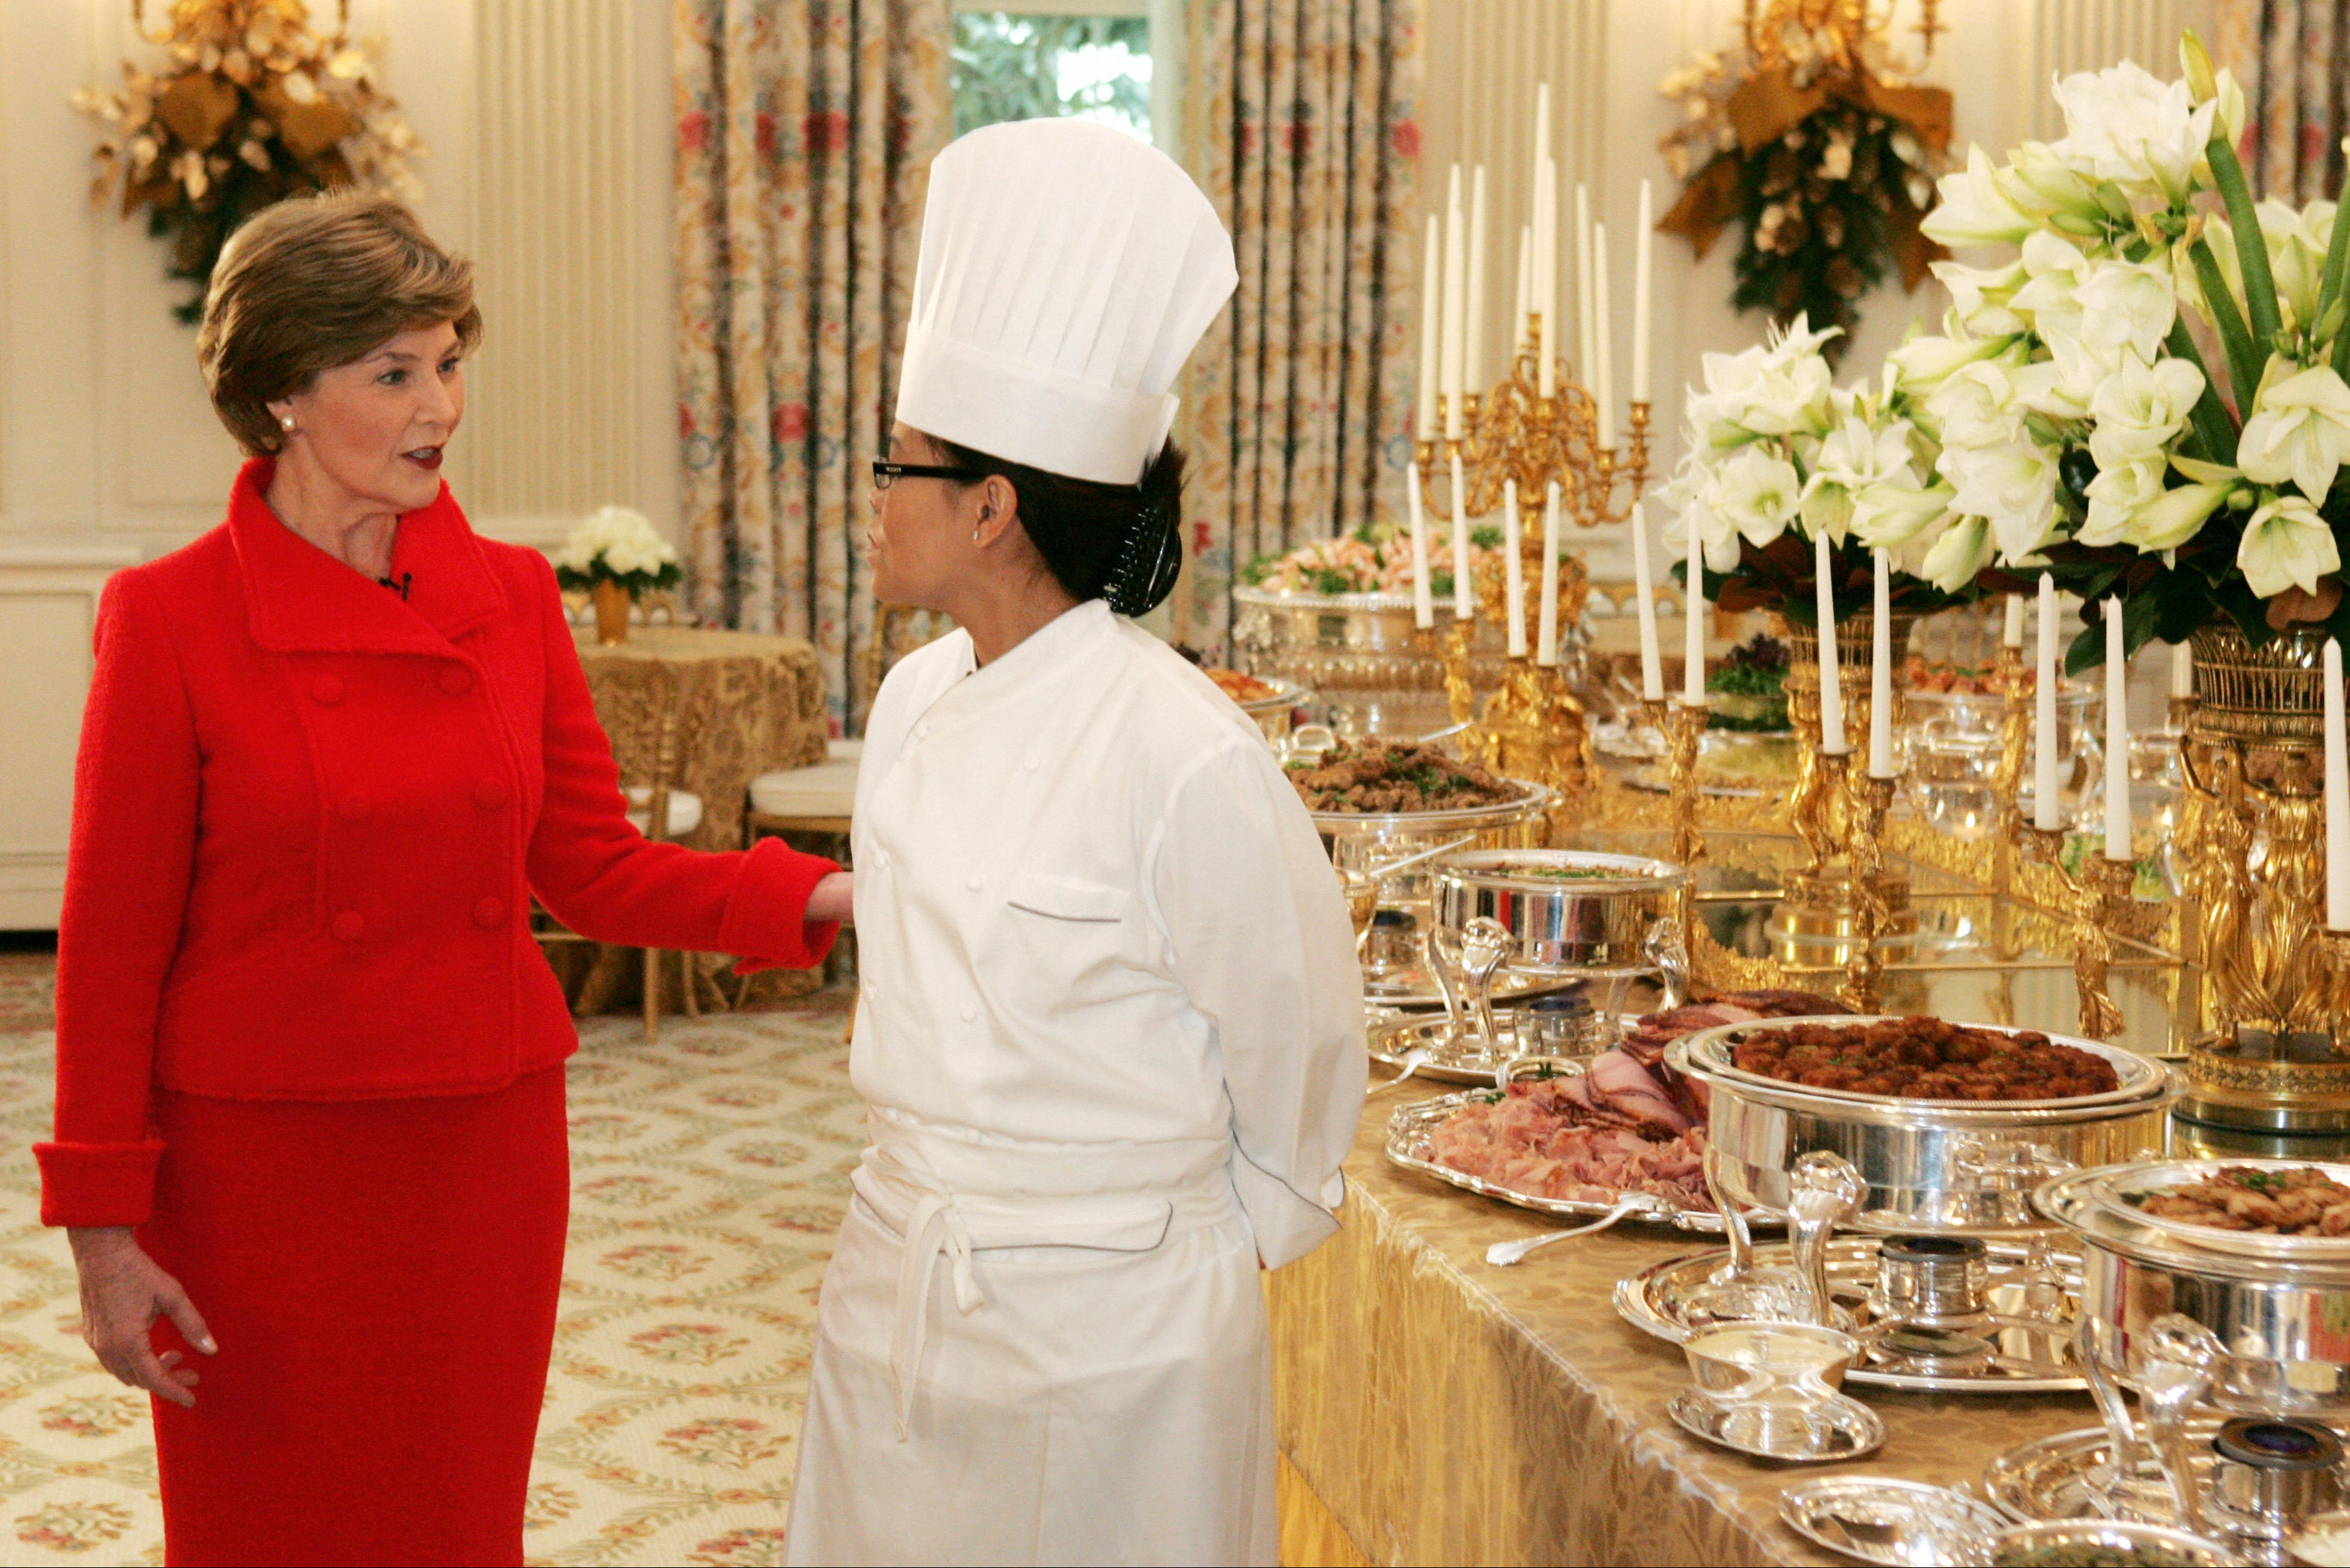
[1004,869,1130,924]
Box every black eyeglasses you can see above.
[871,460,987,491]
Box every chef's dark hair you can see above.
[937,437,1185,616]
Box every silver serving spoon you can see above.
[1486,1193,1674,1265]
[1368,1046,1434,1096]
[1362,833,1478,884]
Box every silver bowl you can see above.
[2037,1161,2350,1419]
[1984,1520,2241,1567]
[1670,1017,2172,1234]
[1432,849,1685,975]
[1227,675,1309,742]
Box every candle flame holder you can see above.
[1989,644,2028,900]
[2007,820,2157,1041]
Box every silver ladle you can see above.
[1486,1193,1674,1265]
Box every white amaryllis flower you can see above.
[2086,354,2204,470]
[1921,144,2036,249]
[1885,328,2014,402]
[1919,515,1996,593]
[2075,257,2178,363]
[1932,257,2030,339]
[2237,491,2342,598]
[560,504,676,578]
[1851,478,1956,550]
[1709,445,1804,547]
[2011,230,2095,321]
[1689,330,1836,448]
[2050,60,2216,206]
[2237,362,2350,505]
[1801,415,1918,543]
[2199,200,2335,331]
[1994,140,2110,228]
[1927,358,2033,450]
[2128,474,2235,552]
[1942,440,2061,561]
[2076,455,2169,546]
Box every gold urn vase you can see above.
[2178,623,2350,1130]
[1773,611,1918,954]
[592,580,635,646]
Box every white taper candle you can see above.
[1465,165,1488,396]
[1513,227,1531,352]
[1685,507,1706,705]
[1594,223,1616,450]
[1574,184,1593,387]
[1442,166,1465,441]
[1406,461,1433,629]
[2003,593,2025,650]
[2172,640,2193,700]
[1537,482,1561,666]
[2035,575,2061,831]
[1869,547,1895,779]
[1633,179,1654,405]
[2328,637,2349,928]
[1450,451,1474,620]
[2104,602,2130,863]
[1539,164,1559,399]
[1417,215,1441,440]
[1631,502,1662,702]
[1816,531,1845,753]
[1503,479,1526,658]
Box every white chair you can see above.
[747,739,861,839]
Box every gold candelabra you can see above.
[1839,771,1897,1013]
[1419,316,1653,805]
[1989,644,2028,899]
[1742,0,1942,71]
[2007,820,2159,1041]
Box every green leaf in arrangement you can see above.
[2190,239,2263,421]
[2209,134,2283,380]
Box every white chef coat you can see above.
[783,599,1365,1568]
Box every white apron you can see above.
[784,602,1365,1567]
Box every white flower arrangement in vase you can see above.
[555,505,681,645]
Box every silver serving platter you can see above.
[1364,969,1584,1014]
[1614,1235,2087,1393]
[1779,1477,2011,1567]
[1986,1520,2242,1568]
[2037,1164,2350,1419]
[1383,1086,1732,1234]
[1369,1011,1636,1082]
[1984,1416,2349,1528]
[1433,849,1687,974]
[1666,1387,1885,1463]
[2068,1158,2350,1264]
[1671,1017,2174,1234]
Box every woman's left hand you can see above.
[806,871,853,926]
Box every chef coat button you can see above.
[331,910,366,942]
[915,721,931,741]
[439,665,473,696]
[336,795,371,823]
[311,674,346,705]
[961,1006,978,1024]
[473,777,509,810]
[964,875,982,890]
[473,896,506,928]
[1023,754,1041,771]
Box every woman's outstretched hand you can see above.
[806,870,854,926]
[68,1227,215,1408]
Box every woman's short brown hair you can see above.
[196,193,482,457]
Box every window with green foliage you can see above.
[951,12,1152,143]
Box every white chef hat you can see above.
[895,119,1238,487]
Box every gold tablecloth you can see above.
[572,625,829,851]
[1268,1092,2109,1567]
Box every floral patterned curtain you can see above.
[1179,0,1424,657]
[675,0,950,730]
[2220,0,2350,201]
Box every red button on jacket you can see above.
[34,460,841,1227]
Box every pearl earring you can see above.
[280,416,296,432]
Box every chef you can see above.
[782,119,1367,1567]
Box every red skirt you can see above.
[138,1066,570,1567]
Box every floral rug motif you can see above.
[0,992,863,1567]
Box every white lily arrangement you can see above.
[1674,32,2350,664]
[552,505,683,596]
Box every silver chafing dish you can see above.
[1228,674,1309,743]
[2036,1159,2350,1419]
[1669,1017,2173,1233]
[1432,849,1686,974]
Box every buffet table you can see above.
[1270,1084,2109,1568]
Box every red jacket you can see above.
[36,460,840,1226]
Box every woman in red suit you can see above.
[34,194,849,1567]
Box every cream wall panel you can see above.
[0,551,138,929]
[1418,0,2216,580]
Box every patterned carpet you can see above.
[0,960,863,1568]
